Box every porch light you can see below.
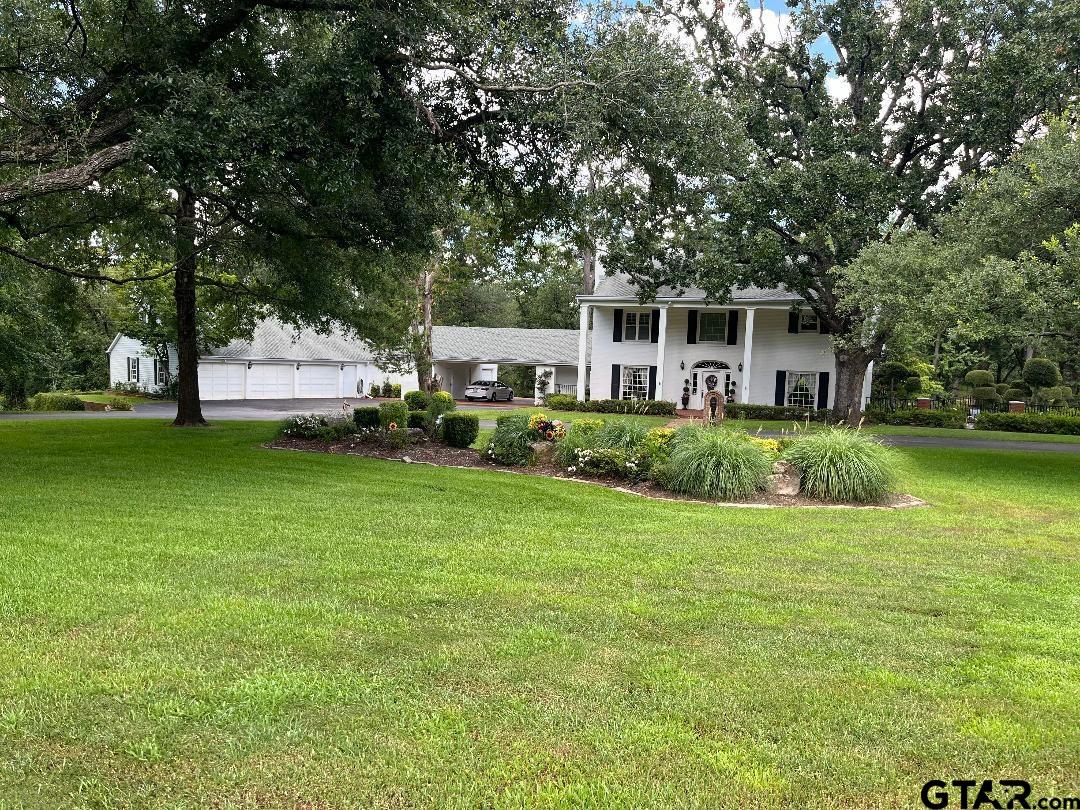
[738,362,743,372]
[247,362,252,369]
[680,360,685,370]
[295,363,301,370]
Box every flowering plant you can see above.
[527,412,565,441]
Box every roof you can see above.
[199,318,588,366]
[581,272,801,304]
[432,326,587,366]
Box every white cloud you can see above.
[825,75,851,102]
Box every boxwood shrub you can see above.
[353,406,380,430]
[407,411,427,429]
[404,390,431,411]
[29,392,85,412]
[724,403,829,423]
[378,400,409,430]
[864,407,965,428]
[975,412,1080,435]
[441,412,480,447]
[782,428,898,503]
[541,394,676,415]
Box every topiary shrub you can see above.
[971,386,1001,405]
[354,406,380,430]
[1043,385,1073,404]
[724,403,830,422]
[379,400,408,430]
[782,428,898,503]
[964,369,996,388]
[404,390,430,411]
[428,390,455,416]
[665,427,772,500]
[483,414,534,466]
[1023,358,1061,397]
[1004,389,1027,402]
[995,382,1011,397]
[108,397,133,411]
[441,412,480,447]
[29,393,85,412]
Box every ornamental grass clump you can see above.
[665,427,771,500]
[782,428,898,503]
[554,418,603,466]
[484,414,534,466]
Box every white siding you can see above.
[107,335,176,392]
[746,308,835,408]
[297,364,339,398]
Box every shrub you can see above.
[390,383,402,398]
[108,397,133,411]
[566,446,647,480]
[527,412,566,441]
[1023,358,1061,393]
[441,412,480,447]
[641,427,676,463]
[428,390,456,416]
[29,392,85,412]
[746,435,781,456]
[380,381,394,398]
[975,412,1080,435]
[369,383,381,397]
[278,413,327,438]
[664,427,772,499]
[1004,389,1028,402]
[725,403,829,423]
[404,390,431,411]
[782,428,898,503]
[971,386,1000,404]
[484,414,534,466]
[379,400,408,430]
[407,411,427,429]
[540,394,676,416]
[864,407,965,428]
[964,369,995,388]
[110,381,142,397]
[319,413,358,442]
[1043,385,1074,404]
[354,406,380,430]
[385,427,411,449]
[995,382,1011,397]
[0,394,7,411]
[554,418,604,466]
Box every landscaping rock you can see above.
[529,441,556,461]
[766,460,802,496]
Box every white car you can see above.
[464,380,515,401]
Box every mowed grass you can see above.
[0,420,1078,808]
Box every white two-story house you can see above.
[575,273,873,410]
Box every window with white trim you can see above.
[786,371,817,408]
[623,310,651,341]
[127,357,139,383]
[799,310,819,333]
[698,311,728,343]
[621,365,649,400]
[155,359,168,386]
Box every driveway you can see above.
[3,398,1077,453]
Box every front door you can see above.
[691,365,734,409]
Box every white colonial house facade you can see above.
[576,273,873,410]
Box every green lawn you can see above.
[1,420,1078,808]
[76,393,164,406]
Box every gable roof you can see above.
[582,272,801,304]
[200,318,588,366]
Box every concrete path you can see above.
[2,399,1076,453]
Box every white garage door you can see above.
[248,363,294,399]
[298,365,339,398]
[198,362,244,400]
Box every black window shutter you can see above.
[726,310,739,345]
[788,312,799,334]
[817,372,830,411]
[686,310,698,344]
[610,364,621,399]
[819,318,831,335]
[650,309,660,343]
[774,370,786,406]
[648,366,657,399]
[612,309,623,343]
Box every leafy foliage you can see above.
[783,430,899,504]
[440,413,480,448]
[353,407,380,430]
[28,393,85,412]
[404,390,431,412]
[665,427,772,500]
[484,415,535,466]
[379,402,409,431]
[541,395,676,415]
[975,412,1080,435]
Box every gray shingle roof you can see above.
[585,272,800,303]
[206,318,588,366]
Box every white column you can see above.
[741,308,755,404]
[654,305,669,400]
[861,360,874,405]
[576,304,589,401]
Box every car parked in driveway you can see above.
[464,380,514,401]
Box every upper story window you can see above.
[698,311,728,343]
[799,311,819,333]
[623,310,652,341]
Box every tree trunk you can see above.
[582,241,595,296]
[172,186,207,427]
[831,347,875,425]
[414,262,436,393]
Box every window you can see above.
[621,365,649,400]
[623,310,651,341]
[127,357,139,383]
[698,311,728,343]
[786,371,817,408]
[155,359,168,386]
[799,310,819,333]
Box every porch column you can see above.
[740,308,755,403]
[576,304,589,401]
[861,360,874,406]
[654,305,669,400]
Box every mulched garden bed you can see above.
[265,436,927,510]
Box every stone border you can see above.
[265,443,929,511]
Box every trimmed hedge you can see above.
[108,397,133,411]
[725,403,829,423]
[407,411,427,429]
[975,412,1080,435]
[441,412,480,447]
[864,407,965,428]
[378,400,409,430]
[542,394,676,416]
[29,393,85,412]
[354,406,380,429]
[404,390,431,411]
